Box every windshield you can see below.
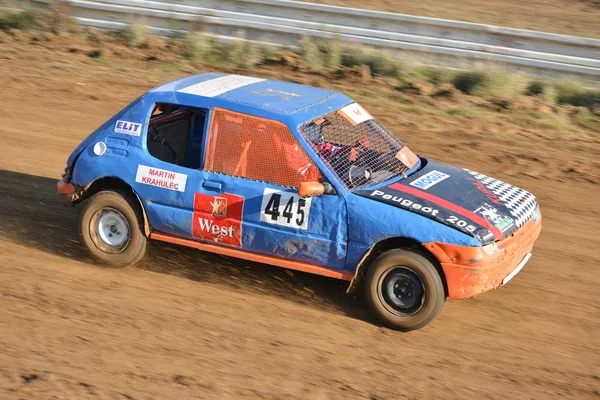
[299,103,418,189]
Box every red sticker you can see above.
[192,193,244,247]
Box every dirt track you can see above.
[0,38,599,399]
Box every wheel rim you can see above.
[90,207,131,253]
[378,266,425,316]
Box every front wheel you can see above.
[364,249,446,331]
[79,190,147,268]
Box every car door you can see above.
[193,107,348,270]
[132,104,213,239]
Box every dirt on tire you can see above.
[0,38,598,399]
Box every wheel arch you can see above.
[77,176,151,237]
[346,236,448,296]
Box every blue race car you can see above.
[57,73,542,331]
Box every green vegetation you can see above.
[0,9,41,32]
[411,67,452,86]
[182,29,264,68]
[341,45,403,78]
[2,8,599,118]
[552,79,600,108]
[301,36,324,69]
[474,71,530,101]
[229,31,262,69]
[451,72,486,94]
[121,23,148,48]
[182,30,209,61]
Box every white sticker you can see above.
[260,188,312,230]
[135,165,187,192]
[409,170,449,190]
[338,103,373,125]
[114,120,142,136]
[178,75,266,97]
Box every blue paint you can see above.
[65,73,486,276]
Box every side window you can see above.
[204,108,322,188]
[147,103,206,169]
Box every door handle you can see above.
[202,180,222,192]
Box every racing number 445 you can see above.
[260,189,311,230]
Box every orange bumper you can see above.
[425,217,542,299]
[57,178,77,204]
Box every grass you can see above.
[182,29,264,68]
[0,9,41,32]
[229,31,262,68]
[2,8,599,116]
[121,23,148,48]
[301,36,323,69]
[573,112,600,130]
[324,36,342,70]
[411,67,452,85]
[385,92,412,104]
[182,30,209,61]
[543,84,559,106]
[451,72,486,94]
[554,81,600,109]
[341,45,403,78]
[475,71,530,101]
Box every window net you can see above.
[299,105,417,189]
[205,108,322,188]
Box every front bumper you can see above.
[425,217,542,299]
[57,178,77,205]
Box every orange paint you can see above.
[57,179,75,195]
[425,217,542,299]
[298,181,325,198]
[150,232,354,281]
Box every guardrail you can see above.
[12,0,600,84]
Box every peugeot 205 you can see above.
[57,73,542,331]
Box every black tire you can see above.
[79,190,147,268]
[364,249,445,331]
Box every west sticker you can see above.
[193,193,244,247]
[260,188,312,230]
[135,165,187,192]
[115,120,141,136]
[410,170,449,190]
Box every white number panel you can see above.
[260,188,312,230]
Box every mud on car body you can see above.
[57,73,542,331]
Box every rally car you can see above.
[57,73,542,331]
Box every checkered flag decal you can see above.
[464,169,538,229]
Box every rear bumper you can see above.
[425,217,542,299]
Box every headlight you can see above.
[531,205,541,222]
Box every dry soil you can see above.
[0,36,599,399]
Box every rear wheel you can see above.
[364,249,445,331]
[79,190,147,267]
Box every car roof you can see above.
[149,73,353,124]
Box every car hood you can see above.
[354,159,538,244]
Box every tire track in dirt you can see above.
[0,40,598,399]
